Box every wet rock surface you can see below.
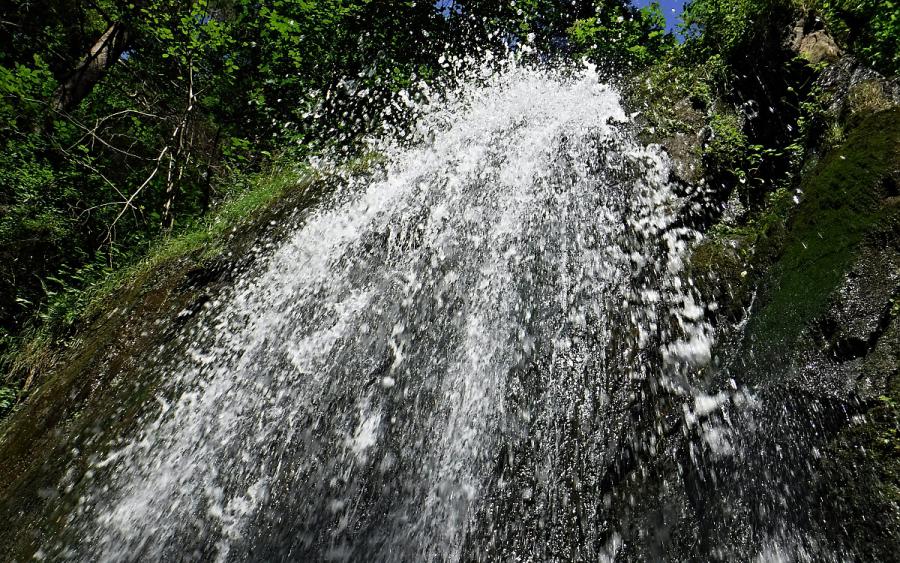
[616,59,900,558]
[687,104,900,559]
[0,57,897,561]
[0,180,326,559]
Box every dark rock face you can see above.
[656,53,900,556]
[797,245,900,397]
[706,105,900,559]
[0,182,325,560]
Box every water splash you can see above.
[56,66,718,561]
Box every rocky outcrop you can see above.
[641,25,900,550]
[694,95,900,561]
[818,57,900,118]
[0,174,331,559]
[791,28,842,65]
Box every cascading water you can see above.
[33,66,842,562]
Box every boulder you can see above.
[792,29,842,65]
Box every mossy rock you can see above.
[689,185,794,332]
[695,106,900,559]
[736,105,900,555]
[0,169,337,559]
[746,107,900,371]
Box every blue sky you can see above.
[631,0,685,33]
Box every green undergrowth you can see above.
[0,160,322,420]
[748,107,900,354]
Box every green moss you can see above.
[704,111,748,178]
[691,187,795,321]
[815,0,900,76]
[749,108,900,353]
[0,161,321,419]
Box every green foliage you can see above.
[0,158,321,418]
[681,0,798,63]
[704,112,749,180]
[629,52,729,138]
[567,2,674,69]
[447,0,672,67]
[450,0,596,51]
[816,0,900,76]
[0,0,457,374]
[0,384,15,417]
[657,0,835,213]
[682,0,899,77]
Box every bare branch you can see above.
[106,143,170,242]
[64,109,161,160]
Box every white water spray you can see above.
[58,66,715,562]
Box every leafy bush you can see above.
[704,112,749,180]
[681,0,798,63]
[567,2,674,70]
[817,0,900,76]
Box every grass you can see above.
[84,163,313,315]
[0,160,321,419]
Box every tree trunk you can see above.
[52,22,130,113]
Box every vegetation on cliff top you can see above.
[0,0,671,413]
[1,0,898,416]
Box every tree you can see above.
[52,21,131,112]
[0,0,455,352]
[567,1,673,70]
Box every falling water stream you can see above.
[33,67,847,561]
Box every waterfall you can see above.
[52,66,723,561]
